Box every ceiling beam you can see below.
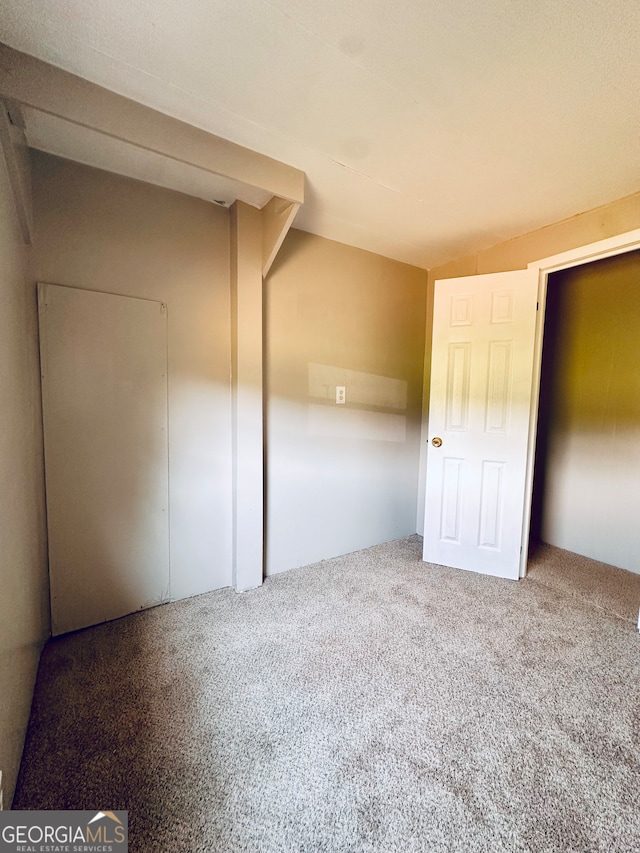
[0,44,304,205]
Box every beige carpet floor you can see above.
[13,537,640,852]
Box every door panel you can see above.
[38,283,170,635]
[423,271,538,579]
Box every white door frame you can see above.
[519,227,640,577]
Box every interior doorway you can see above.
[421,230,640,583]
[528,250,640,573]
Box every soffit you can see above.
[22,107,272,209]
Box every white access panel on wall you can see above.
[423,270,538,580]
[38,283,170,635]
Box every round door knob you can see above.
[431,437,443,447]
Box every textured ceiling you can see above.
[1,0,639,269]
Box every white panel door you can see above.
[423,270,538,579]
[38,283,170,635]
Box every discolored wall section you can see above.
[265,229,427,574]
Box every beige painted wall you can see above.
[266,229,427,574]
[532,251,640,572]
[0,146,49,806]
[31,152,233,600]
[418,190,640,536]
